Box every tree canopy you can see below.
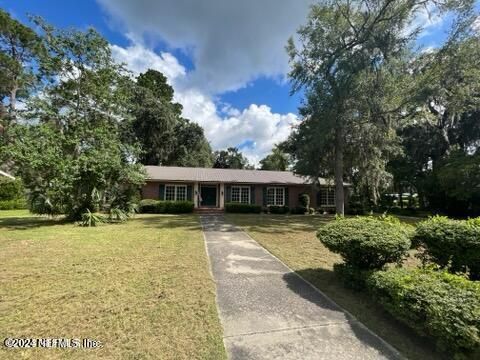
[213,147,252,169]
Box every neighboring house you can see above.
[142,166,349,211]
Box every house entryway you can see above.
[200,185,218,207]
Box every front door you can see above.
[200,186,217,207]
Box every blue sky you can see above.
[2,0,478,163]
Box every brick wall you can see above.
[142,181,160,199]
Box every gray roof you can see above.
[145,166,313,185]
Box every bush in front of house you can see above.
[225,203,262,213]
[268,205,289,214]
[367,267,480,357]
[299,193,310,208]
[139,199,159,213]
[290,206,308,215]
[158,201,194,214]
[0,198,27,210]
[138,200,194,214]
[413,216,480,279]
[317,216,411,270]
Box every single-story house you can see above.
[142,166,349,211]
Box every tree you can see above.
[131,69,213,167]
[213,147,251,169]
[286,0,472,214]
[259,145,291,171]
[0,9,42,137]
[6,18,144,220]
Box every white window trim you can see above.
[231,186,251,204]
[319,187,335,207]
[267,187,285,206]
[165,184,188,202]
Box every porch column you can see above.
[219,183,225,209]
[193,182,199,208]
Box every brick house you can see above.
[142,166,348,211]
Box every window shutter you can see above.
[226,185,231,203]
[187,185,193,201]
[284,187,289,207]
[250,186,255,204]
[159,184,165,200]
[262,187,267,206]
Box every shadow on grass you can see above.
[282,267,444,360]
[0,216,67,230]
[226,214,334,234]
[137,214,202,231]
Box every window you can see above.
[267,187,285,206]
[231,186,250,204]
[165,184,187,201]
[319,188,335,206]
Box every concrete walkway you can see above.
[201,215,402,360]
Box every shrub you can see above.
[413,216,480,279]
[0,199,27,210]
[138,199,159,213]
[161,201,194,214]
[108,207,129,223]
[290,206,307,215]
[225,203,262,213]
[139,199,194,213]
[0,177,24,201]
[268,205,289,214]
[317,217,411,270]
[79,210,105,227]
[299,193,310,208]
[367,267,480,357]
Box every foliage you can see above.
[317,217,411,269]
[79,209,105,227]
[0,198,27,210]
[299,193,310,208]
[138,199,160,214]
[4,18,145,220]
[0,177,24,200]
[0,8,43,135]
[108,207,130,223]
[138,200,194,214]
[213,147,252,169]
[290,206,308,215]
[225,203,262,214]
[259,145,291,171]
[413,216,480,279]
[131,69,213,167]
[268,205,289,214]
[367,267,480,357]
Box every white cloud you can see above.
[111,42,298,165]
[111,42,186,81]
[97,0,312,94]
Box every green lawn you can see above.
[0,210,226,360]
[226,213,443,360]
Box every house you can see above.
[142,166,348,211]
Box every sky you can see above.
[2,0,479,164]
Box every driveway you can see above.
[201,215,402,360]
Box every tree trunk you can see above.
[334,123,345,215]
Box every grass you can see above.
[0,210,226,360]
[226,213,443,360]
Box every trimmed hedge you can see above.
[290,206,308,215]
[225,203,261,213]
[268,205,289,214]
[138,199,194,214]
[413,216,480,279]
[317,216,411,270]
[0,177,24,201]
[0,199,27,210]
[368,268,480,356]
